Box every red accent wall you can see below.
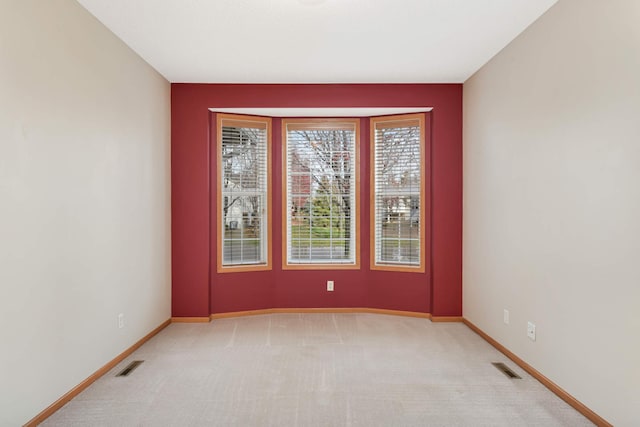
[171,84,462,317]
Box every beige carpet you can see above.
[42,313,593,426]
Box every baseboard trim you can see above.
[462,318,612,427]
[363,308,432,319]
[431,316,464,322]
[171,316,211,323]
[208,308,466,322]
[24,318,171,427]
[209,307,434,320]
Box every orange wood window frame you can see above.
[281,118,361,270]
[216,113,273,273]
[370,113,426,273]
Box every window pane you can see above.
[290,239,311,262]
[285,121,358,265]
[222,194,266,265]
[380,239,420,264]
[219,115,270,268]
[372,115,424,269]
[330,240,350,260]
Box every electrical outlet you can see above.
[503,309,509,325]
[527,321,536,341]
[118,313,125,329]
[327,280,334,292]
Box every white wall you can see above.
[463,0,640,425]
[0,1,171,425]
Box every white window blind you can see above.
[219,115,270,268]
[284,120,358,266]
[372,115,424,269]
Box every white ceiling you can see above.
[76,0,557,84]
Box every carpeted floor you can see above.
[42,313,593,426]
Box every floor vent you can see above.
[492,362,522,379]
[116,360,144,377]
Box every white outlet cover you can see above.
[327,281,334,291]
[503,309,509,325]
[527,321,536,341]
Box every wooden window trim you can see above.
[370,113,427,273]
[216,113,272,273]
[282,118,361,270]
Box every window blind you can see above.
[284,121,358,265]
[219,116,269,267]
[372,115,423,268]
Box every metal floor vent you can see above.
[492,362,521,379]
[116,360,144,377]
